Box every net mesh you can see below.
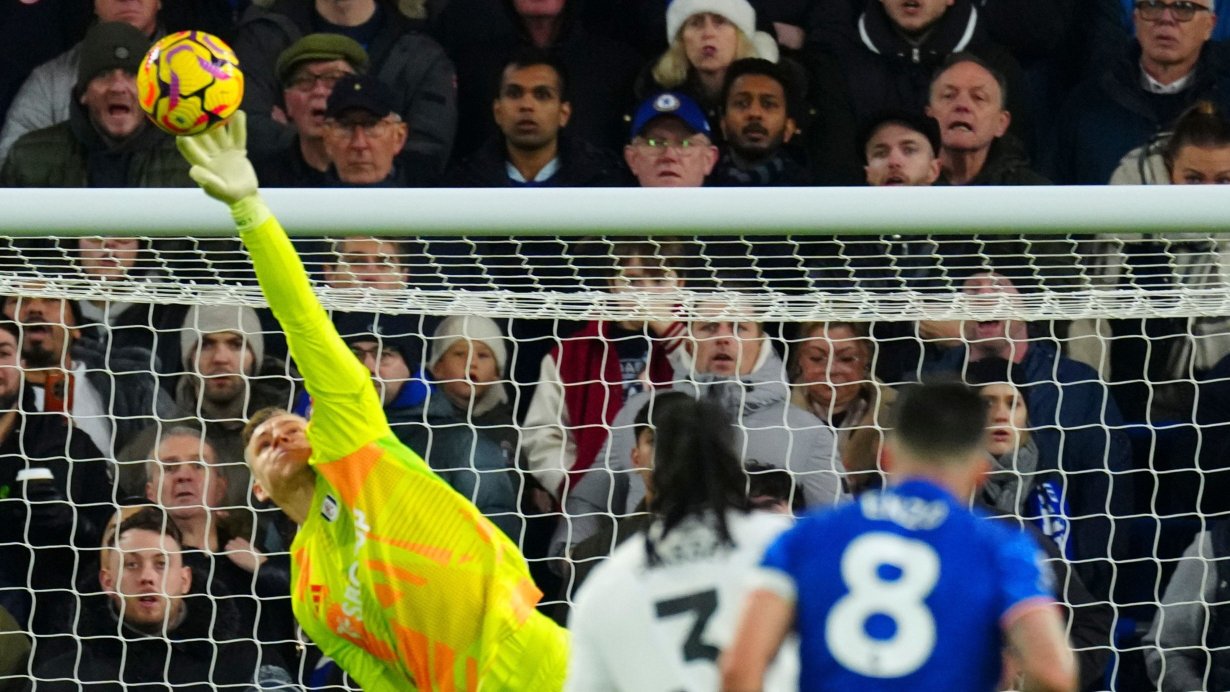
[1,230,1228,690]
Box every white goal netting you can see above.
[2,223,1229,691]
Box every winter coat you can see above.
[833,0,1030,139]
[233,0,457,173]
[31,576,291,691]
[926,341,1132,598]
[443,134,629,187]
[552,343,843,557]
[0,0,86,145]
[1052,42,1230,184]
[791,379,895,496]
[939,134,1051,185]
[431,0,642,157]
[707,149,814,187]
[0,387,109,652]
[0,43,77,167]
[0,98,190,188]
[385,387,520,539]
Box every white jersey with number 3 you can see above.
[565,510,797,692]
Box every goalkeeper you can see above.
[176,112,569,692]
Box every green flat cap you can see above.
[276,33,369,87]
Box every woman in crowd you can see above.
[789,320,894,495]
[645,0,779,129]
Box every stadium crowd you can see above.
[1,0,1230,689]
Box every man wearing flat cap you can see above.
[321,73,436,186]
[254,33,368,188]
[0,21,189,187]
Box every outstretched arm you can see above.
[177,113,389,459]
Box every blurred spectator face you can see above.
[722,73,796,162]
[325,237,407,289]
[625,118,719,187]
[80,68,143,141]
[691,320,764,377]
[322,111,408,185]
[146,434,227,522]
[190,332,255,404]
[609,256,682,292]
[350,339,411,406]
[78,236,140,280]
[493,63,571,152]
[283,60,357,140]
[99,528,192,634]
[981,382,1030,458]
[961,272,1026,347]
[682,13,740,75]
[94,0,159,35]
[3,296,77,369]
[864,123,941,185]
[882,0,954,35]
[0,328,20,405]
[926,60,1010,154]
[1170,143,1230,183]
[431,339,499,406]
[795,324,871,415]
[513,0,565,18]
[1134,0,1215,74]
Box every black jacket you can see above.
[0,388,109,653]
[444,134,628,187]
[833,0,1030,138]
[939,134,1050,186]
[30,572,289,691]
[432,0,642,158]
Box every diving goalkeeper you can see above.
[176,112,569,692]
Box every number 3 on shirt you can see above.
[824,533,940,678]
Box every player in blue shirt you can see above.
[721,381,1077,692]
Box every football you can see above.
[137,31,244,137]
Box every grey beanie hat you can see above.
[430,315,509,414]
[180,304,265,371]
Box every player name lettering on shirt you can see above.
[340,509,372,628]
[859,493,949,531]
[644,523,727,569]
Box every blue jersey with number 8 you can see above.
[757,479,1054,691]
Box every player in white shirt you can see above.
[565,391,798,692]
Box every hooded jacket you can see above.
[834,0,1029,137]
[552,342,842,557]
[233,0,457,173]
[32,573,290,691]
[0,94,190,188]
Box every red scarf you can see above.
[554,321,676,497]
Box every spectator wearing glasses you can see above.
[1053,0,1230,184]
[253,34,367,188]
[625,90,719,187]
[321,73,436,187]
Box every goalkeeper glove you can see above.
[176,110,269,228]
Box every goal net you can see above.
[1,188,1228,690]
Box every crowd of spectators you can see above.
[1,0,1229,689]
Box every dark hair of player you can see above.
[889,381,988,466]
[641,392,751,567]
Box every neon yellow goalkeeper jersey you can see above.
[240,213,567,692]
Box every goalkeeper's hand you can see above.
[176,110,259,206]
